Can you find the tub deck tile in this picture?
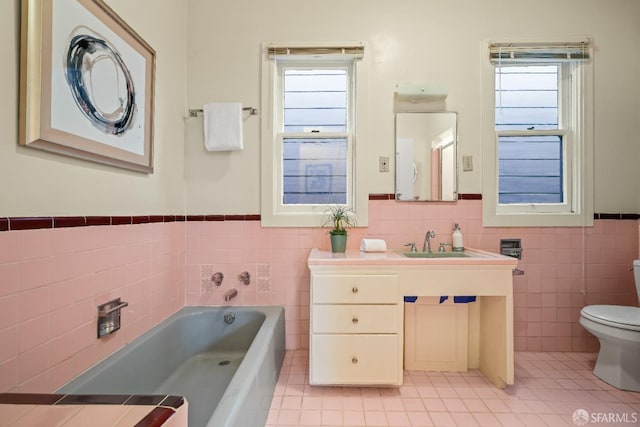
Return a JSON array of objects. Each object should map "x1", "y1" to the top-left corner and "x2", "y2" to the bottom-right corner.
[
  {"x1": 0, "y1": 393, "x2": 64, "y2": 405},
  {"x1": 125, "y1": 395, "x2": 168, "y2": 406},
  {"x1": 0, "y1": 393, "x2": 183, "y2": 427},
  {"x1": 158, "y1": 396, "x2": 185, "y2": 410},
  {"x1": 57, "y1": 394, "x2": 131, "y2": 405},
  {"x1": 134, "y1": 407, "x2": 175, "y2": 427}
]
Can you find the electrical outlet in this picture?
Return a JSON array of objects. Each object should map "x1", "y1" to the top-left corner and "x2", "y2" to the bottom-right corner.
[
  {"x1": 379, "y1": 156, "x2": 390, "y2": 172},
  {"x1": 462, "y1": 155, "x2": 473, "y2": 171}
]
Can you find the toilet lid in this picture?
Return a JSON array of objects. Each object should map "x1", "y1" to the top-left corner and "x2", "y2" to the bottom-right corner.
[{"x1": 581, "y1": 305, "x2": 640, "y2": 331}]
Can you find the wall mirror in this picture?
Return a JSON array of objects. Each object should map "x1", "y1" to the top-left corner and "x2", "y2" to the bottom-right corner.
[{"x1": 395, "y1": 112, "x2": 457, "y2": 201}]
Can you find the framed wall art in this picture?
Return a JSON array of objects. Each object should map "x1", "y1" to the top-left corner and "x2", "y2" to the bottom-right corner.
[{"x1": 19, "y1": 0, "x2": 156, "y2": 173}]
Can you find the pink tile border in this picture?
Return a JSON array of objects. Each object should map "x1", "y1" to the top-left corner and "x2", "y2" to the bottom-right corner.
[{"x1": 0, "y1": 196, "x2": 638, "y2": 396}]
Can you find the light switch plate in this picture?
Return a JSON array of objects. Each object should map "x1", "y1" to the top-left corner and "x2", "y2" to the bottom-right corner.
[
  {"x1": 379, "y1": 156, "x2": 390, "y2": 172},
  {"x1": 462, "y1": 155, "x2": 473, "y2": 171}
]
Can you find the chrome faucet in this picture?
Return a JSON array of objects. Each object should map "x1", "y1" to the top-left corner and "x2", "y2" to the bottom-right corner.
[
  {"x1": 438, "y1": 242, "x2": 452, "y2": 253},
  {"x1": 423, "y1": 230, "x2": 436, "y2": 252},
  {"x1": 224, "y1": 288, "x2": 238, "y2": 302},
  {"x1": 404, "y1": 242, "x2": 417, "y2": 252}
]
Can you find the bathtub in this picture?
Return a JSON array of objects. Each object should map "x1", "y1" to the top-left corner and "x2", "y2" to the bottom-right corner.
[{"x1": 58, "y1": 306, "x2": 285, "y2": 427}]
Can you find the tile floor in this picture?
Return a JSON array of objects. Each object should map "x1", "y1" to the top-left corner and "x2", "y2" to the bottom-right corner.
[{"x1": 267, "y1": 351, "x2": 640, "y2": 427}]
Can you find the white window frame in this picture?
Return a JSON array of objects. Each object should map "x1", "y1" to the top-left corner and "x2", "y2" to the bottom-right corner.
[
  {"x1": 260, "y1": 42, "x2": 369, "y2": 227},
  {"x1": 482, "y1": 40, "x2": 594, "y2": 227}
]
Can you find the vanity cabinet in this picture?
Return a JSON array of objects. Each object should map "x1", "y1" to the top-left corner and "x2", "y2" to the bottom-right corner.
[
  {"x1": 308, "y1": 248, "x2": 517, "y2": 389},
  {"x1": 309, "y1": 274, "x2": 403, "y2": 386}
]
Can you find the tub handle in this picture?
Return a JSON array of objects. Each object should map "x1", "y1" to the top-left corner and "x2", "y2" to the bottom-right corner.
[
  {"x1": 212, "y1": 272, "x2": 224, "y2": 286},
  {"x1": 239, "y1": 271, "x2": 251, "y2": 285},
  {"x1": 98, "y1": 300, "x2": 129, "y2": 317}
]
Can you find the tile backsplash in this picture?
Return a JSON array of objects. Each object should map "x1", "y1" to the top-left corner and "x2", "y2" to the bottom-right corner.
[
  {"x1": 0, "y1": 199, "x2": 637, "y2": 393},
  {"x1": 0, "y1": 222, "x2": 185, "y2": 393},
  {"x1": 184, "y1": 199, "x2": 638, "y2": 355}
]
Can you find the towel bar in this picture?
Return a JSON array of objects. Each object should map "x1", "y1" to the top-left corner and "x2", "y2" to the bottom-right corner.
[{"x1": 189, "y1": 107, "x2": 258, "y2": 117}]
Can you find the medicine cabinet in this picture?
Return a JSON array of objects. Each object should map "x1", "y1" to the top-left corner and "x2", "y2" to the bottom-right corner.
[{"x1": 395, "y1": 112, "x2": 457, "y2": 201}]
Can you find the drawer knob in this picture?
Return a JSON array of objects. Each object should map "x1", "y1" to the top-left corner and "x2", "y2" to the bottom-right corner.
[
  {"x1": 352, "y1": 286, "x2": 359, "y2": 294},
  {"x1": 352, "y1": 357, "x2": 358, "y2": 364},
  {"x1": 352, "y1": 317, "x2": 359, "y2": 324}
]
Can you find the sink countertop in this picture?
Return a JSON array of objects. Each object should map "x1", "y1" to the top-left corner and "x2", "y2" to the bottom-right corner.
[{"x1": 308, "y1": 247, "x2": 519, "y2": 267}]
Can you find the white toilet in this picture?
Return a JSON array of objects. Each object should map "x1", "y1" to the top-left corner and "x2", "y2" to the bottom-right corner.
[{"x1": 579, "y1": 259, "x2": 640, "y2": 392}]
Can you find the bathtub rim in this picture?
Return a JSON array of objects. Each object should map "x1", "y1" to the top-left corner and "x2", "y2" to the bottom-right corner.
[
  {"x1": 57, "y1": 305, "x2": 286, "y2": 427},
  {"x1": 205, "y1": 304, "x2": 285, "y2": 427}
]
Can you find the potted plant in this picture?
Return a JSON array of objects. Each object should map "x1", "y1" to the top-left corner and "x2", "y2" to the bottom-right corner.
[{"x1": 322, "y1": 205, "x2": 356, "y2": 253}]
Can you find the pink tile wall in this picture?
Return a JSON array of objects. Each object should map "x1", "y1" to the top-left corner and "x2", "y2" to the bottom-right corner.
[
  {"x1": 186, "y1": 199, "x2": 639, "y2": 354},
  {"x1": 0, "y1": 222, "x2": 185, "y2": 393},
  {"x1": 369, "y1": 200, "x2": 637, "y2": 352},
  {"x1": 185, "y1": 220, "x2": 324, "y2": 350},
  {"x1": 1, "y1": 199, "x2": 636, "y2": 395}
]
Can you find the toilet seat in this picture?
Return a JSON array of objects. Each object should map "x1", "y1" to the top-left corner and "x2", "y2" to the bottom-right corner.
[{"x1": 581, "y1": 305, "x2": 640, "y2": 332}]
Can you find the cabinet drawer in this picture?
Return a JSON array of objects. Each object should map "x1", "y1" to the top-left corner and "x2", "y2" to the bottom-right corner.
[
  {"x1": 310, "y1": 334, "x2": 401, "y2": 385},
  {"x1": 312, "y1": 275, "x2": 398, "y2": 304},
  {"x1": 312, "y1": 305, "x2": 399, "y2": 334}
]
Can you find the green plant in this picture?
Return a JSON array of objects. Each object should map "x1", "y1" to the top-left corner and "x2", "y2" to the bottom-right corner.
[{"x1": 322, "y1": 205, "x2": 356, "y2": 235}]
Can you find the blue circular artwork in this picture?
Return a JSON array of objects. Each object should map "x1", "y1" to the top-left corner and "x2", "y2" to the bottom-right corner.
[{"x1": 65, "y1": 34, "x2": 136, "y2": 136}]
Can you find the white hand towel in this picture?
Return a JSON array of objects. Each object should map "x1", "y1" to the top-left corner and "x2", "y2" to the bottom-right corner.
[
  {"x1": 203, "y1": 102, "x2": 243, "y2": 151},
  {"x1": 360, "y1": 239, "x2": 387, "y2": 252}
]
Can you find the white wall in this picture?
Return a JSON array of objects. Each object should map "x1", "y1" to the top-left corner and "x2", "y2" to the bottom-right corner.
[
  {"x1": 185, "y1": 0, "x2": 640, "y2": 215},
  {"x1": 2, "y1": 1, "x2": 638, "y2": 217},
  {"x1": 0, "y1": 0, "x2": 187, "y2": 217}
]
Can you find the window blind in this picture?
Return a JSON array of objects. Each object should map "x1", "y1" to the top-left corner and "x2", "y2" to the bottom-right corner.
[
  {"x1": 494, "y1": 64, "x2": 565, "y2": 204},
  {"x1": 282, "y1": 137, "x2": 348, "y2": 205},
  {"x1": 495, "y1": 65, "x2": 559, "y2": 131},
  {"x1": 267, "y1": 44, "x2": 364, "y2": 60},
  {"x1": 283, "y1": 68, "x2": 347, "y2": 133},
  {"x1": 489, "y1": 41, "x2": 590, "y2": 64}
]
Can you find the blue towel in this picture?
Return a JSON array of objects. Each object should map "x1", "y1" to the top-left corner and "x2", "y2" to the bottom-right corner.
[
  {"x1": 406, "y1": 296, "x2": 476, "y2": 304},
  {"x1": 440, "y1": 296, "x2": 476, "y2": 304}
]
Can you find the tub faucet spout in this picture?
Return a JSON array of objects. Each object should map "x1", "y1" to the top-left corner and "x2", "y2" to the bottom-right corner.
[{"x1": 224, "y1": 288, "x2": 238, "y2": 302}]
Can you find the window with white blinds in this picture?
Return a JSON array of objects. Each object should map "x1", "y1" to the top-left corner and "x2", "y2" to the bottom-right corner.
[
  {"x1": 260, "y1": 42, "x2": 367, "y2": 227},
  {"x1": 283, "y1": 69, "x2": 347, "y2": 133},
  {"x1": 495, "y1": 65, "x2": 564, "y2": 204},
  {"x1": 482, "y1": 40, "x2": 594, "y2": 227},
  {"x1": 282, "y1": 68, "x2": 349, "y2": 205}
]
